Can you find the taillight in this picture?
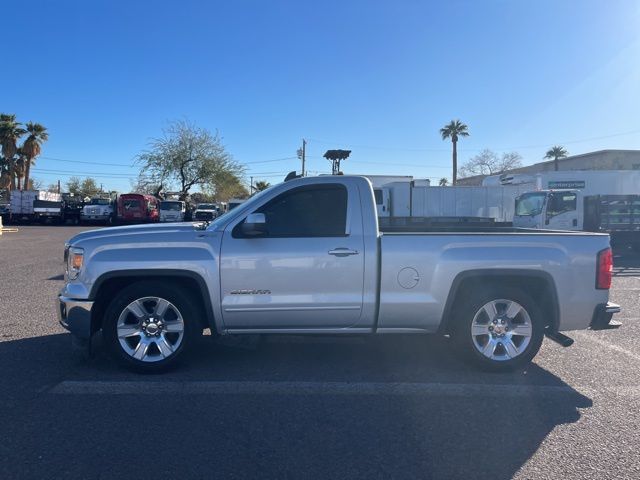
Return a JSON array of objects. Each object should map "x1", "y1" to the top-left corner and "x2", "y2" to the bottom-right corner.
[{"x1": 596, "y1": 248, "x2": 613, "y2": 290}]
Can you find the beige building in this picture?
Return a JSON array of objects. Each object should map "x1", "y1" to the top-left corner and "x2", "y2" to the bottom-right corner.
[{"x1": 457, "y1": 149, "x2": 640, "y2": 186}]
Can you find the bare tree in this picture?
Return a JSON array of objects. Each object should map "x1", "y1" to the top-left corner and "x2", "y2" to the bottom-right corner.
[
  {"x1": 438, "y1": 178, "x2": 449, "y2": 186},
  {"x1": 458, "y1": 149, "x2": 522, "y2": 178}
]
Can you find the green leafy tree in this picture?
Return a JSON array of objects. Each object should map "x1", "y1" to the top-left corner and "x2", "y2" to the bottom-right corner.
[
  {"x1": 20, "y1": 122, "x2": 48, "y2": 190},
  {"x1": 189, "y1": 192, "x2": 216, "y2": 204},
  {"x1": 207, "y1": 170, "x2": 249, "y2": 202},
  {"x1": 544, "y1": 146, "x2": 568, "y2": 171},
  {"x1": 66, "y1": 176, "x2": 99, "y2": 198},
  {"x1": 137, "y1": 120, "x2": 246, "y2": 201},
  {"x1": 440, "y1": 119, "x2": 469, "y2": 185}
]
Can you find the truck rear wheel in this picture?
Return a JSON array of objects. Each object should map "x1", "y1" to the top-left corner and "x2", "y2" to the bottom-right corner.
[
  {"x1": 102, "y1": 281, "x2": 199, "y2": 373},
  {"x1": 452, "y1": 287, "x2": 544, "y2": 372}
]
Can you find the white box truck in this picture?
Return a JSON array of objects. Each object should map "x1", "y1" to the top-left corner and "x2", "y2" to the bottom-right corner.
[{"x1": 10, "y1": 190, "x2": 63, "y2": 222}]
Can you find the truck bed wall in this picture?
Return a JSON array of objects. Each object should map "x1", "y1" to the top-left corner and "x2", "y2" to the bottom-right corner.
[{"x1": 377, "y1": 232, "x2": 610, "y2": 333}]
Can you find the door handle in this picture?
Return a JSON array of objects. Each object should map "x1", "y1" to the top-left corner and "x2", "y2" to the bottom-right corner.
[{"x1": 328, "y1": 248, "x2": 359, "y2": 257}]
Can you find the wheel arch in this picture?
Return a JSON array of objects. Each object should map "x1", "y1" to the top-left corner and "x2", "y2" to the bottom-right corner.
[
  {"x1": 438, "y1": 269, "x2": 559, "y2": 335},
  {"x1": 89, "y1": 269, "x2": 216, "y2": 334}
]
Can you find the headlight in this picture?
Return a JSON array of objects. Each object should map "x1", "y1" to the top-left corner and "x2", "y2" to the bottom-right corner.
[{"x1": 66, "y1": 247, "x2": 84, "y2": 280}]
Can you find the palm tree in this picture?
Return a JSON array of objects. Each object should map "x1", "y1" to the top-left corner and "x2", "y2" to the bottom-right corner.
[
  {"x1": 544, "y1": 146, "x2": 568, "y2": 171},
  {"x1": 0, "y1": 114, "x2": 26, "y2": 190},
  {"x1": 14, "y1": 150, "x2": 25, "y2": 190},
  {"x1": 440, "y1": 119, "x2": 469, "y2": 185},
  {"x1": 254, "y1": 180, "x2": 270, "y2": 192},
  {"x1": 21, "y1": 122, "x2": 48, "y2": 190},
  {"x1": 438, "y1": 177, "x2": 448, "y2": 186}
]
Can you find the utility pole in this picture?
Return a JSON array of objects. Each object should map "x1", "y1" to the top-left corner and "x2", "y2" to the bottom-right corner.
[
  {"x1": 302, "y1": 139, "x2": 306, "y2": 177},
  {"x1": 297, "y1": 139, "x2": 307, "y2": 176},
  {"x1": 57, "y1": 180, "x2": 61, "y2": 194},
  {"x1": 250, "y1": 176, "x2": 254, "y2": 193}
]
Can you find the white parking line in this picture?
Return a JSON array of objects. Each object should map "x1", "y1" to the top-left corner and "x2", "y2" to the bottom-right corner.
[
  {"x1": 574, "y1": 331, "x2": 640, "y2": 363},
  {"x1": 47, "y1": 380, "x2": 635, "y2": 397}
]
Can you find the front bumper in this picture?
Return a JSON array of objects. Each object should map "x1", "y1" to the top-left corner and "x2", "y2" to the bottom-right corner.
[
  {"x1": 80, "y1": 214, "x2": 111, "y2": 222},
  {"x1": 590, "y1": 302, "x2": 622, "y2": 330},
  {"x1": 58, "y1": 295, "x2": 94, "y2": 339}
]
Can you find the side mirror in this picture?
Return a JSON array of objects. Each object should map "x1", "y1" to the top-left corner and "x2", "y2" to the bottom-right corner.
[{"x1": 241, "y1": 213, "x2": 267, "y2": 237}]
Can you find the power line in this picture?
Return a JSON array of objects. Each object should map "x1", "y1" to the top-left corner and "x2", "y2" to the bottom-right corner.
[
  {"x1": 244, "y1": 156, "x2": 298, "y2": 164},
  {"x1": 307, "y1": 128, "x2": 640, "y2": 153},
  {"x1": 39, "y1": 155, "x2": 298, "y2": 167},
  {"x1": 40, "y1": 156, "x2": 136, "y2": 167},
  {"x1": 33, "y1": 167, "x2": 142, "y2": 177}
]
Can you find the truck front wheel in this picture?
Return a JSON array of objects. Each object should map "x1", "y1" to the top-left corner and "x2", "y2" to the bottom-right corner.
[
  {"x1": 102, "y1": 281, "x2": 199, "y2": 373},
  {"x1": 452, "y1": 287, "x2": 544, "y2": 372}
]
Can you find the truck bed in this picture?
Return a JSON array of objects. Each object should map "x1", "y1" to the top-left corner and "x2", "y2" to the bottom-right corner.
[{"x1": 377, "y1": 230, "x2": 610, "y2": 334}]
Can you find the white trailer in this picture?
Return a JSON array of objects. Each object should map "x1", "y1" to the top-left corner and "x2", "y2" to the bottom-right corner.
[{"x1": 374, "y1": 182, "x2": 531, "y2": 222}]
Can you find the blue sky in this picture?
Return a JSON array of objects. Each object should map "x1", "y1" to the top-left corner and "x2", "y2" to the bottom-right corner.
[{"x1": 2, "y1": 0, "x2": 640, "y2": 191}]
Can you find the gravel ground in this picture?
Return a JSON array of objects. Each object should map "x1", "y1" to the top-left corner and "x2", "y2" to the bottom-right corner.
[{"x1": 0, "y1": 225, "x2": 639, "y2": 479}]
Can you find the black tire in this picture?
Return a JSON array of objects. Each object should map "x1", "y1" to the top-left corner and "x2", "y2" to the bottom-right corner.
[
  {"x1": 102, "y1": 281, "x2": 201, "y2": 373},
  {"x1": 452, "y1": 286, "x2": 544, "y2": 372}
]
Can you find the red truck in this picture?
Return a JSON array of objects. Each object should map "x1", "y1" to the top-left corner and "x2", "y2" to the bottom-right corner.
[{"x1": 117, "y1": 193, "x2": 160, "y2": 224}]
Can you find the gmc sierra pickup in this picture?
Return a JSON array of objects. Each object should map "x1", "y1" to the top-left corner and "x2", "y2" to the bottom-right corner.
[{"x1": 58, "y1": 175, "x2": 620, "y2": 372}]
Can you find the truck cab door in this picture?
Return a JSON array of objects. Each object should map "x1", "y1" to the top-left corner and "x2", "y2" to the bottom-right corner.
[
  {"x1": 546, "y1": 191, "x2": 580, "y2": 230},
  {"x1": 219, "y1": 182, "x2": 366, "y2": 330}
]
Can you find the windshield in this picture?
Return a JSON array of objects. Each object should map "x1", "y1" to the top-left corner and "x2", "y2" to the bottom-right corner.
[
  {"x1": 123, "y1": 199, "x2": 141, "y2": 210},
  {"x1": 207, "y1": 186, "x2": 274, "y2": 228},
  {"x1": 197, "y1": 204, "x2": 216, "y2": 210},
  {"x1": 89, "y1": 198, "x2": 110, "y2": 205},
  {"x1": 515, "y1": 192, "x2": 547, "y2": 216},
  {"x1": 160, "y1": 201, "x2": 183, "y2": 211}
]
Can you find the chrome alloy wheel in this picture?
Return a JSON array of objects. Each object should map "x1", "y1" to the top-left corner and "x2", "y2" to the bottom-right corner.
[
  {"x1": 470, "y1": 299, "x2": 533, "y2": 361},
  {"x1": 116, "y1": 297, "x2": 185, "y2": 363}
]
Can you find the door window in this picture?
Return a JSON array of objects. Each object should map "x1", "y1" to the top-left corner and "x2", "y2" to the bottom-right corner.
[
  {"x1": 236, "y1": 184, "x2": 348, "y2": 237},
  {"x1": 548, "y1": 192, "x2": 577, "y2": 216}
]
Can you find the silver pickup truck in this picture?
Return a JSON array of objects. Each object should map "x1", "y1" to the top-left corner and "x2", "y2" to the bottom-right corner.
[{"x1": 58, "y1": 175, "x2": 620, "y2": 372}]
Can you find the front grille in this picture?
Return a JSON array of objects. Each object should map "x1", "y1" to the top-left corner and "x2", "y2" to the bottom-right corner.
[{"x1": 195, "y1": 211, "x2": 214, "y2": 221}]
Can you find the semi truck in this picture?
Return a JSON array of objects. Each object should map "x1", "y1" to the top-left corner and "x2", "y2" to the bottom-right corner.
[
  {"x1": 117, "y1": 193, "x2": 160, "y2": 224},
  {"x1": 159, "y1": 200, "x2": 187, "y2": 222},
  {"x1": 80, "y1": 197, "x2": 115, "y2": 225}
]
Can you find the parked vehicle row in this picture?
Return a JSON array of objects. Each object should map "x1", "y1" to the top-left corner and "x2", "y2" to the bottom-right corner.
[{"x1": 4, "y1": 190, "x2": 239, "y2": 226}]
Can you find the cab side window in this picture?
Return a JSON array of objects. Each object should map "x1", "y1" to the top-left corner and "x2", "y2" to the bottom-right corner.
[
  {"x1": 253, "y1": 184, "x2": 348, "y2": 237},
  {"x1": 548, "y1": 192, "x2": 577, "y2": 216}
]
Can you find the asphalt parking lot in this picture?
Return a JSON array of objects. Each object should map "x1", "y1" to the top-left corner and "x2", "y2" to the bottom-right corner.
[{"x1": 1, "y1": 226, "x2": 639, "y2": 479}]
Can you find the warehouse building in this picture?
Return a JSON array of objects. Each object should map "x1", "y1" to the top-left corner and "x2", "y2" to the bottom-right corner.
[{"x1": 457, "y1": 149, "x2": 640, "y2": 186}]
